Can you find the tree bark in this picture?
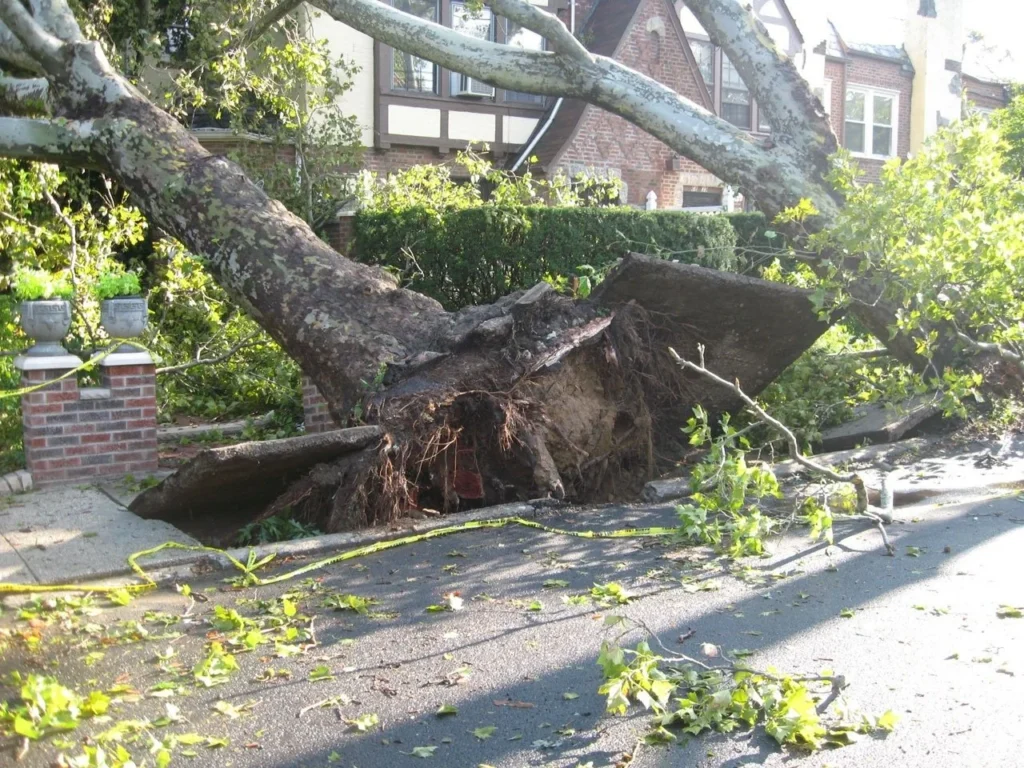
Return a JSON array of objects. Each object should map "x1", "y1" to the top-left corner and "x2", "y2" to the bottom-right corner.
[{"x1": 0, "y1": 0, "x2": 966, "y2": 531}]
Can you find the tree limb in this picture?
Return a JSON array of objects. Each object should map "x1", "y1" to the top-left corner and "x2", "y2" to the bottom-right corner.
[
  {"x1": 486, "y1": 0, "x2": 591, "y2": 61},
  {"x1": 0, "y1": 116, "x2": 103, "y2": 167},
  {"x1": 955, "y1": 330, "x2": 1024, "y2": 375},
  {"x1": 0, "y1": 0, "x2": 65, "y2": 75},
  {"x1": 0, "y1": 73, "x2": 48, "y2": 113},
  {"x1": 232, "y1": 0, "x2": 304, "y2": 53},
  {"x1": 681, "y1": 0, "x2": 837, "y2": 177},
  {"x1": 310, "y1": 0, "x2": 837, "y2": 219},
  {"x1": 669, "y1": 344, "x2": 895, "y2": 555}
]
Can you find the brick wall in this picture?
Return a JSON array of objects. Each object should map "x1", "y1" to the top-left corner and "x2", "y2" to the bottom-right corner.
[
  {"x1": 964, "y1": 77, "x2": 1009, "y2": 111},
  {"x1": 844, "y1": 55, "x2": 914, "y2": 183},
  {"x1": 19, "y1": 358, "x2": 158, "y2": 487},
  {"x1": 553, "y1": 0, "x2": 716, "y2": 208},
  {"x1": 825, "y1": 59, "x2": 847, "y2": 140},
  {"x1": 302, "y1": 376, "x2": 339, "y2": 434}
]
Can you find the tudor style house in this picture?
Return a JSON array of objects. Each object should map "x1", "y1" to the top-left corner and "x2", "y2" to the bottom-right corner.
[{"x1": 299, "y1": 0, "x2": 1007, "y2": 223}]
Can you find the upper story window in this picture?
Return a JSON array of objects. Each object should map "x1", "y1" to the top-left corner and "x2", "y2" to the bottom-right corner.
[
  {"x1": 504, "y1": 19, "x2": 545, "y2": 103},
  {"x1": 388, "y1": 0, "x2": 550, "y2": 105},
  {"x1": 689, "y1": 40, "x2": 715, "y2": 92},
  {"x1": 688, "y1": 38, "x2": 769, "y2": 134},
  {"x1": 721, "y1": 56, "x2": 751, "y2": 130},
  {"x1": 449, "y1": 2, "x2": 495, "y2": 95},
  {"x1": 844, "y1": 87, "x2": 897, "y2": 158},
  {"x1": 392, "y1": 0, "x2": 439, "y2": 93}
]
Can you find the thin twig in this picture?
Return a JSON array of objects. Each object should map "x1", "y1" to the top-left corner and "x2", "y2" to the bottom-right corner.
[{"x1": 156, "y1": 330, "x2": 262, "y2": 374}]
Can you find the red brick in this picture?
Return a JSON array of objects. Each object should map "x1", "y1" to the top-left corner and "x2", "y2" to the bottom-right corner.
[
  {"x1": 82, "y1": 433, "x2": 113, "y2": 444},
  {"x1": 28, "y1": 437, "x2": 48, "y2": 449},
  {"x1": 125, "y1": 397, "x2": 156, "y2": 408},
  {"x1": 45, "y1": 391, "x2": 79, "y2": 404},
  {"x1": 66, "y1": 444, "x2": 101, "y2": 457},
  {"x1": 141, "y1": 407, "x2": 157, "y2": 418},
  {"x1": 128, "y1": 460, "x2": 159, "y2": 472},
  {"x1": 26, "y1": 403, "x2": 65, "y2": 415}
]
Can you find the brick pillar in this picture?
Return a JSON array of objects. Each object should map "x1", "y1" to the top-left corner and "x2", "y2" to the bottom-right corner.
[
  {"x1": 302, "y1": 376, "x2": 340, "y2": 434},
  {"x1": 326, "y1": 210, "x2": 356, "y2": 255},
  {"x1": 15, "y1": 351, "x2": 158, "y2": 487},
  {"x1": 17, "y1": 354, "x2": 85, "y2": 487},
  {"x1": 98, "y1": 352, "x2": 159, "y2": 476}
]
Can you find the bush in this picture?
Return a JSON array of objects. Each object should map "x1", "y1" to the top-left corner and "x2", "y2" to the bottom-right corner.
[
  {"x1": 726, "y1": 212, "x2": 792, "y2": 275},
  {"x1": 12, "y1": 268, "x2": 73, "y2": 301},
  {"x1": 95, "y1": 271, "x2": 142, "y2": 300},
  {"x1": 353, "y1": 206, "x2": 739, "y2": 309}
]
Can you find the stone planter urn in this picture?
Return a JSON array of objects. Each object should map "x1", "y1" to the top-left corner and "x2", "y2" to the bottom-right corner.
[
  {"x1": 19, "y1": 299, "x2": 73, "y2": 356},
  {"x1": 100, "y1": 296, "x2": 149, "y2": 352}
]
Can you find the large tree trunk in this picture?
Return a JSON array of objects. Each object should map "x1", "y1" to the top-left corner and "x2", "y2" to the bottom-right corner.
[{"x1": 0, "y1": 0, "x2": 978, "y2": 533}]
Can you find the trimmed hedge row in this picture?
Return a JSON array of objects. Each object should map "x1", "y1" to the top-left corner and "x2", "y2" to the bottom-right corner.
[{"x1": 353, "y1": 206, "x2": 773, "y2": 310}]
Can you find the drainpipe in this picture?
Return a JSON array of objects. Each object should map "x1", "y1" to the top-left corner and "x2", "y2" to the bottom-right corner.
[{"x1": 509, "y1": 0, "x2": 575, "y2": 172}]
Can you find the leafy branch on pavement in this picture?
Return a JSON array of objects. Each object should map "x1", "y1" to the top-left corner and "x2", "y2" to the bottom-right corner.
[
  {"x1": 670, "y1": 345, "x2": 896, "y2": 555},
  {"x1": 597, "y1": 616, "x2": 897, "y2": 750}
]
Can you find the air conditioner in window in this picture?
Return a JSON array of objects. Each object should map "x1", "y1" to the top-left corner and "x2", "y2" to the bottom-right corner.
[{"x1": 455, "y1": 75, "x2": 495, "y2": 98}]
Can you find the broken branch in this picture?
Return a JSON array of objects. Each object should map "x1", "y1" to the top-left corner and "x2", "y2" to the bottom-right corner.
[{"x1": 669, "y1": 344, "x2": 895, "y2": 555}]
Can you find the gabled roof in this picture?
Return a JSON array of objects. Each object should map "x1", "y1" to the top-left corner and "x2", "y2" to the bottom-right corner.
[
  {"x1": 753, "y1": 0, "x2": 804, "y2": 46},
  {"x1": 511, "y1": 0, "x2": 713, "y2": 171}
]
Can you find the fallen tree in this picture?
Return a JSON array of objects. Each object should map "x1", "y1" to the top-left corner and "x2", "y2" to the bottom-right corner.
[{"x1": 0, "y1": 0, "x2": 1009, "y2": 531}]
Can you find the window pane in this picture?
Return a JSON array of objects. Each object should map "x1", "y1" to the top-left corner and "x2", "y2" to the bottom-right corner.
[
  {"x1": 844, "y1": 122, "x2": 865, "y2": 153},
  {"x1": 392, "y1": 0, "x2": 438, "y2": 92},
  {"x1": 872, "y1": 125, "x2": 893, "y2": 156},
  {"x1": 758, "y1": 112, "x2": 771, "y2": 133},
  {"x1": 690, "y1": 40, "x2": 715, "y2": 90},
  {"x1": 873, "y1": 94, "x2": 893, "y2": 125},
  {"x1": 721, "y1": 57, "x2": 750, "y2": 128},
  {"x1": 504, "y1": 20, "x2": 544, "y2": 103},
  {"x1": 845, "y1": 90, "x2": 865, "y2": 121},
  {"x1": 450, "y1": 3, "x2": 494, "y2": 96}
]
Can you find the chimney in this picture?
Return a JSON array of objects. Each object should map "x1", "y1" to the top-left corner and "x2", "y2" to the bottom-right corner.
[{"x1": 904, "y1": 0, "x2": 964, "y2": 152}]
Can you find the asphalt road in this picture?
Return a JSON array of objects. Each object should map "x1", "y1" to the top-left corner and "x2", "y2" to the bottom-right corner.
[{"x1": 3, "y1": 492, "x2": 1023, "y2": 768}]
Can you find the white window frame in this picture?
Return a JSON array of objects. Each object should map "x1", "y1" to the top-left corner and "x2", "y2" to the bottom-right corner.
[
  {"x1": 820, "y1": 78, "x2": 832, "y2": 115},
  {"x1": 844, "y1": 85, "x2": 899, "y2": 159}
]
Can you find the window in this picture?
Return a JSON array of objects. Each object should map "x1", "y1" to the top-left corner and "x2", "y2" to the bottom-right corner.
[
  {"x1": 682, "y1": 190, "x2": 723, "y2": 209},
  {"x1": 689, "y1": 40, "x2": 714, "y2": 92},
  {"x1": 392, "y1": 0, "x2": 439, "y2": 93},
  {"x1": 503, "y1": 19, "x2": 544, "y2": 103},
  {"x1": 449, "y1": 2, "x2": 494, "y2": 96},
  {"x1": 844, "y1": 87, "x2": 897, "y2": 157},
  {"x1": 757, "y1": 109, "x2": 771, "y2": 134},
  {"x1": 721, "y1": 56, "x2": 751, "y2": 130}
]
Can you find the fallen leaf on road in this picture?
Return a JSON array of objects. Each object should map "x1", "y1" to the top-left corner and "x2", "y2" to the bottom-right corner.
[{"x1": 493, "y1": 699, "x2": 534, "y2": 708}]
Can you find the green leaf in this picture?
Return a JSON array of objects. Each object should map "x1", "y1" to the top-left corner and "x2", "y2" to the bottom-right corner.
[
  {"x1": 562, "y1": 692, "x2": 579, "y2": 700},
  {"x1": 543, "y1": 579, "x2": 569, "y2": 588},
  {"x1": 409, "y1": 746, "x2": 437, "y2": 758},
  {"x1": 108, "y1": 589, "x2": 133, "y2": 606},
  {"x1": 309, "y1": 665, "x2": 334, "y2": 682},
  {"x1": 876, "y1": 710, "x2": 900, "y2": 731},
  {"x1": 839, "y1": 608, "x2": 856, "y2": 618},
  {"x1": 346, "y1": 712, "x2": 379, "y2": 732},
  {"x1": 436, "y1": 704, "x2": 458, "y2": 717},
  {"x1": 472, "y1": 726, "x2": 497, "y2": 740},
  {"x1": 997, "y1": 605, "x2": 1023, "y2": 618}
]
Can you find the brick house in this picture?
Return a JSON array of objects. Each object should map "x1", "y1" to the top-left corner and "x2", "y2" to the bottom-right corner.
[{"x1": 292, "y1": 0, "x2": 1009, "y2": 235}]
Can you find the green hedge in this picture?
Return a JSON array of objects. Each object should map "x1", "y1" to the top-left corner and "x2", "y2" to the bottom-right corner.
[
  {"x1": 727, "y1": 212, "x2": 791, "y2": 274},
  {"x1": 353, "y1": 206, "x2": 741, "y2": 309}
]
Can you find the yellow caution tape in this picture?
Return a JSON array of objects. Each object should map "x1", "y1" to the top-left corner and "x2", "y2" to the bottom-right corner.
[{"x1": 0, "y1": 516, "x2": 680, "y2": 596}]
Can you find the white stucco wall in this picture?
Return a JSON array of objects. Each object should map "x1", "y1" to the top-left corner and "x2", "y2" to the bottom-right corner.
[{"x1": 311, "y1": 8, "x2": 376, "y2": 147}]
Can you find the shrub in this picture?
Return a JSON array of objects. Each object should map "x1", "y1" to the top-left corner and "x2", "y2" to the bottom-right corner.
[
  {"x1": 12, "y1": 268, "x2": 73, "y2": 301},
  {"x1": 95, "y1": 271, "x2": 142, "y2": 300},
  {"x1": 353, "y1": 206, "x2": 739, "y2": 309}
]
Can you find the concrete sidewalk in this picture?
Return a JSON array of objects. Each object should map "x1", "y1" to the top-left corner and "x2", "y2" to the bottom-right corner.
[{"x1": 0, "y1": 480, "x2": 198, "y2": 586}]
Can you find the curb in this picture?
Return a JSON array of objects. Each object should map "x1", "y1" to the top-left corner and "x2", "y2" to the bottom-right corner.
[{"x1": 0, "y1": 469, "x2": 32, "y2": 496}]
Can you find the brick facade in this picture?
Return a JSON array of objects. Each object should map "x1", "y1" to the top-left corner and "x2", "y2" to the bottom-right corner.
[
  {"x1": 551, "y1": 0, "x2": 715, "y2": 207},
  {"x1": 302, "y1": 375, "x2": 340, "y2": 434},
  {"x1": 18, "y1": 356, "x2": 158, "y2": 487},
  {"x1": 824, "y1": 55, "x2": 915, "y2": 184},
  {"x1": 963, "y1": 75, "x2": 1009, "y2": 112}
]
